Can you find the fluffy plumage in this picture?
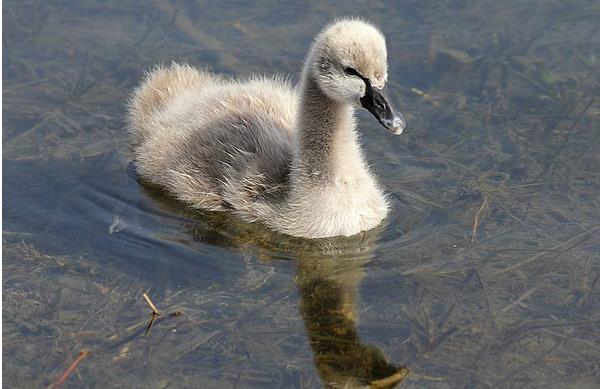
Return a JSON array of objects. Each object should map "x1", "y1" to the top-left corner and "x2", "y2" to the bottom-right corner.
[{"x1": 128, "y1": 18, "x2": 400, "y2": 238}]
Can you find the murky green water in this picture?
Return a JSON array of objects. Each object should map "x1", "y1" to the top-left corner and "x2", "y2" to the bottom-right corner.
[{"x1": 3, "y1": 1, "x2": 600, "y2": 388}]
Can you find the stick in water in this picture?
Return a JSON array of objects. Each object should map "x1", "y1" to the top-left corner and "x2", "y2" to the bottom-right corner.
[
  {"x1": 143, "y1": 293, "x2": 160, "y2": 315},
  {"x1": 51, "y1": 351, "x2": 89, "y2": 389},
  {"x1": 471, "y1": 194, "x2": 489, "y2": 243}
]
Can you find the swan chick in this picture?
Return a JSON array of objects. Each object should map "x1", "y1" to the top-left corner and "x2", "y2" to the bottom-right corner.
[{"x1": 127, "y1": 18, "x2": 406, "y2": 238}]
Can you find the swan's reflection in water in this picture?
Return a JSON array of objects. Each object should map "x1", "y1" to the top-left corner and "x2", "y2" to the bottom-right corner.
[
  {"x1": 297, "y1": 255, "x2": 408, "y2": 388},
  {"x1": 141, "y1": 184, "x2": 409, "y2": 387}
]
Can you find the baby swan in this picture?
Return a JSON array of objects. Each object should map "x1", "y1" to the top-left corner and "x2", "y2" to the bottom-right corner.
[{"x1": 127, "y1": 19, "x2": 406, "y2": 239}]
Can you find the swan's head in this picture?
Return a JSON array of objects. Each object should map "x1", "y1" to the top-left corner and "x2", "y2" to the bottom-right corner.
[{"x1": 308, "y1": 18, "x2": 406, "y2": 134}]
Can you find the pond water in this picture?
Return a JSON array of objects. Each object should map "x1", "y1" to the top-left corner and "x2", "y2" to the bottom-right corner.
[{"x1": 3, "y1": 1, "x2": 600, "y2": 388}]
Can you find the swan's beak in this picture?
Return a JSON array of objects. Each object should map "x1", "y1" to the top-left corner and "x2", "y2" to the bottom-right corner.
[{"x1": 360, "y1": 86, "x2": 406, "y2": 135}]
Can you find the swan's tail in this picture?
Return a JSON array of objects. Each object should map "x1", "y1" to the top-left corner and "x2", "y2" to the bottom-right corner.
[{"x1": 127, "y1": 62, "x2": 215, "y2": 146}]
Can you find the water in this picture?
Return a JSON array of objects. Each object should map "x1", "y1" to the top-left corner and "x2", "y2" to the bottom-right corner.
[{"x1": 3, "y1": 1, "x2": 600, "y2": 387}]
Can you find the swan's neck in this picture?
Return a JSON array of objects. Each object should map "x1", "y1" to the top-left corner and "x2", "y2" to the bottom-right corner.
[{"x1": 295, "y1": 73, "x2": 360, "y2": 179}]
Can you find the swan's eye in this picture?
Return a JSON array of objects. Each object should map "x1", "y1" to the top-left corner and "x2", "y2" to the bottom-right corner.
[
  {"x1": 344, "y1": 67, "x2": 360, "y2": 77},
  {"x1": 374, "y1": 96, "x2": 386, "y2": 111}
]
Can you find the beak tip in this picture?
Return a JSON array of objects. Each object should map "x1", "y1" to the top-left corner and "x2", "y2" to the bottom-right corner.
[{"x1": 390, "y1": 117, "x2": 406, "y2": 135}]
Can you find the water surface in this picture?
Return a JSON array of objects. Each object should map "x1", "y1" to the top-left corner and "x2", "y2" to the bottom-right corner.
[{"x1": 3, "y1": 0, "x2": 600, "y2": 388}]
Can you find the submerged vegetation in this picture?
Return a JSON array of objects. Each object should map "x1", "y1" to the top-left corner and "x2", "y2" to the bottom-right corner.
[{"x1": 3, "y1": 0, "x2": 600, "y2": 387}]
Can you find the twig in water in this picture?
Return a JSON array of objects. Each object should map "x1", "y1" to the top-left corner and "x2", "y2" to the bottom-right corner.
[
  {"x1": 51, "y1": 351, "x2": 89, "y2": 389},
  {"x1": 142, "y1": 293, "x2": 160, "y2": 315},
  {"x1": 471, "y1": 194, "x2": 489, "y2": 243},
  {"x1": 145, "y1": 313, "x2": 158, "y2": 336},
  {"x1": 500, "y1": 286, "x2": 539, "y2": 313}
]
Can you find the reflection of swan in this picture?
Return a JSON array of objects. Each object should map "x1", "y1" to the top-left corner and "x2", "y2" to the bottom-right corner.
[
  {"x1": 139, "y1": 186, "x2": 409, "y2": 387},
  {"x1": 127, "y1": 19, "x2": 405, "y2": 238},
  {"x1": 296, "y1": 256, "x2": 408, "y2": 388}
]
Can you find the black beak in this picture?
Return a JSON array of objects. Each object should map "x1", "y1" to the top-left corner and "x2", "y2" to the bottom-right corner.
[{"x1": 360, "y1": 82, "x2": 406, "y2": 134}]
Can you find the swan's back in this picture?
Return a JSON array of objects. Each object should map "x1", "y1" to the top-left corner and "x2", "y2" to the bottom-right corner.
[{"x1": 128, "y1": 63, "x2": 298, "y2": 215}]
